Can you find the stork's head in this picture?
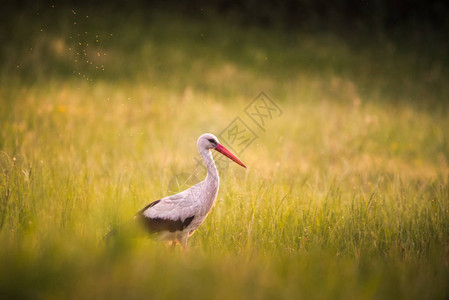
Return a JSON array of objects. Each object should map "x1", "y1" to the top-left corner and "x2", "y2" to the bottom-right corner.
[{"x1": 197, "y1": 133, "x2": 247, "y2": 168}]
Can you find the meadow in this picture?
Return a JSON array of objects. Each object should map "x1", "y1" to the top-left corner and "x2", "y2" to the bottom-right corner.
[{"x1": 1, "y1": 6, "x2": 449, "y2": 299}]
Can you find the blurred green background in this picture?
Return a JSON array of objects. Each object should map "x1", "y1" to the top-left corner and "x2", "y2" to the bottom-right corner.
[{"x1": 1, "y1": 1, "x2": 448, "y2": 299}]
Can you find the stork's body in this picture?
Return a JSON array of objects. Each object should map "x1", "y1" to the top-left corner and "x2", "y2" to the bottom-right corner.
[{"x1": 135, "y1": 133, "x2": 246, "y2": 248}]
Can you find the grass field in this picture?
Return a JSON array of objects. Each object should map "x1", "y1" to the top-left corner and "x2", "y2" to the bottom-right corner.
[{"x1": 1, "y1": 7, "x2": 449, "y2": 299}]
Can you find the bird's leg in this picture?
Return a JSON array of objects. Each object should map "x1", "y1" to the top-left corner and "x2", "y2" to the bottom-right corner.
[{"x1": 181, "y1": 232, "x2": 189, "y2": 251}]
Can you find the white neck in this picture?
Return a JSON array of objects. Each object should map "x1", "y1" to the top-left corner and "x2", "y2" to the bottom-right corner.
[{"x1": 199, "y1": 149, "x2": 219, "y2": 183}]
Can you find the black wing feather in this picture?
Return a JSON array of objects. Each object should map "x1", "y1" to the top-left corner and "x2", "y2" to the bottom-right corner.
[
  {"x1": 136, "y1": 199, "x2": 161, "y2": 215},
  {"x1": 136, "y1": 200, "x2": 195, "y2": 233},
  {"x1": 139, "y1": 215, "x2": 194, "y2": 233}
]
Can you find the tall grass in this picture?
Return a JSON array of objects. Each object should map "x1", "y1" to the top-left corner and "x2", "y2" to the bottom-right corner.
[{"x1": 0, "y1": 7, "x2": 448, "y2": 299}]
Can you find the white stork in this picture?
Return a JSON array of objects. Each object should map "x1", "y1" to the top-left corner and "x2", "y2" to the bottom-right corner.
[{"x1": 134, "y1": 133, "x2": 246, "y2": 248}]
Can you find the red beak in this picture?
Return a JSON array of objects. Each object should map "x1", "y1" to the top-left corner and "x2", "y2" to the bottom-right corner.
[{"x1": 215, "y1": 144, "x2": 247, "y2": 168}]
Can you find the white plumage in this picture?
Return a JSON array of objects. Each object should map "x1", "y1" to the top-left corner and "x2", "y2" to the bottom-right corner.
[{"x1": 135, "y1": 133, "x2": 246, "y2": 248}]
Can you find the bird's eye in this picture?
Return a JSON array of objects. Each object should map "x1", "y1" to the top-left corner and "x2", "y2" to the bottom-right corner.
[{"x1": 207, "y1": 139, "x2": 216, "y2": 144}]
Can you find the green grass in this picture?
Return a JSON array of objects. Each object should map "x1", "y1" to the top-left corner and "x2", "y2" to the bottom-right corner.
[{"x1": 1, "y1": 7, "x2": 449, "y2": 299}]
